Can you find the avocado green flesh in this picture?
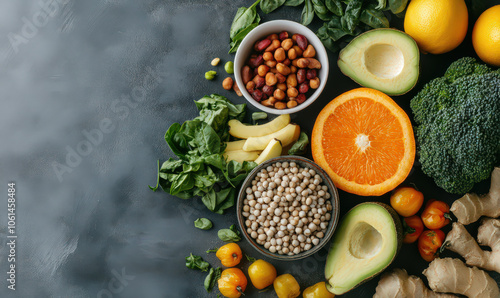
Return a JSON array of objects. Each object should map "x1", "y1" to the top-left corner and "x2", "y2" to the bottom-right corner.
[
  {"x1": 324, "y1": 203, "x2": 401, "y2": 295},
  {"x1": 338, "y1": 29, "x2": 419, "y2": 96}
]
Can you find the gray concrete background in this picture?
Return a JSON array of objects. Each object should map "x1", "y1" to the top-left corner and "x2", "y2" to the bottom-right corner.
[{"x1": 0, "y1": 0, "x2": 498, "y2": 297}]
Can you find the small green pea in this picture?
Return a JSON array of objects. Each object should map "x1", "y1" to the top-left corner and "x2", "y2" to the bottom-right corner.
[
  {"x1": 224, "y1": 61, "x2": 234, "y2": 74},
  {"x1": 205, "y1": 70, "x2": 217, "y2": 80}
]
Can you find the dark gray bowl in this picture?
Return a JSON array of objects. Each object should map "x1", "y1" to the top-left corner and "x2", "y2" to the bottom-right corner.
[{"x1": 237, "y1": 155, "x2": 340, "y2": 261}]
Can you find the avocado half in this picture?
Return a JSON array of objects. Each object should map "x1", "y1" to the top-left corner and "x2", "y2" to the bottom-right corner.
[
  {"x1": 338, "y1": 28, "x2": 419, "y2": 96},
  {"x1": 324, "y1": 202, "x2": 403, "y2": 295}
]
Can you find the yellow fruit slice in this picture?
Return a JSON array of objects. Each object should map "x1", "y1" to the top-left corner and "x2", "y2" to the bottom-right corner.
[
  {"x1": 225, "y1": 140, "x2": 246, "y2": 151},
  {"x1": 223, "y1": 150, "x2": 260, "y2": 163},
  {"x1": 312, "y1": 88, "x2": 415, "y2": 196},
  {"x1": 404, "y1": 0, "x2": 468, "y2": 54},
  {"x1": 243, "y1": 124, "x2": 300, "y2": 151},
  {"x1": 254, "y1": 139, "x2": 282, "y2": 165},
  {"x1": 228, "y1": 114, "x2": 290, "y2": 139},
  {"x1": 473, "y1": 5, "x2": 500, "y2": 66}
]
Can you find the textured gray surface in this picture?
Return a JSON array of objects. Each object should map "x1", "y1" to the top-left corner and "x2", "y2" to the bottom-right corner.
[{"x1": 0, "y1": 0, "x2": 498, "y2": 297}]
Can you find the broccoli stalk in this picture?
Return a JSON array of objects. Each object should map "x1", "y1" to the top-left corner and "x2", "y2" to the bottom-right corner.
[{"x1": 410, "y1": 57, "x2": 500, "y2": 194}]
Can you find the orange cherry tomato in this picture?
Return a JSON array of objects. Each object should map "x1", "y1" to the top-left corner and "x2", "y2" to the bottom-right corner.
[
  {"x1": 421, "y1": 200, "x2": 451, "y2": 229},
  {"x1": 216, "y1": 243, "x2": 243, "y2": 267},
  {"x1": 218, "y1": 268, "x2": 248, "y2": 298},
  {"x1": 418, "y1": 229, "x2": 445, "y2": 262},
  {"x1": 403, "y1": 215, "x2": 424, "y2": 244},
  {"x1": 248, "y1": 259, "x2": 277, "y2": 289},
  {"x1": 390, "y1": 187, "x2": 424, "y2": 217}
]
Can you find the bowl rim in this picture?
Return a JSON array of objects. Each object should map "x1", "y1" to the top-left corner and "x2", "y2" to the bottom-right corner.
[
  {"x1": 236, "y1": 155, "x2": 340, "y2": 261},
  {"x1": 234, "y1": 20, "x2": 329, "y2": 115}
]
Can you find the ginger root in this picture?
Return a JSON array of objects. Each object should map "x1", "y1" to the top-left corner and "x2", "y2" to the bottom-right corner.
[
  {"x1": 374, "y1": 268, "x2": 456, "y2": 298},
  {"x1": 445, "y1": 219, "x2": 500, "y2": 273},
  {"x1": 423, "y1": 258, "x2": 500, "y2": 298},
  {"x1": 451, "y1": 167, "x2": 500, "y2": 225}
]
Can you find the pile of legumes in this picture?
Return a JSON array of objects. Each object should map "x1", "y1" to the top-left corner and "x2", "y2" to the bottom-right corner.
[
  {"x1": 241, "y1": 31, "x2": 322, "y2": 110},
  {"x1": 241, "y1": 161, "x2": 333, "y2": 256}
]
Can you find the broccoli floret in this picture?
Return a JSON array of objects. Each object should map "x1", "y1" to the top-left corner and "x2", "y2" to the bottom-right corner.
[{"x1": 411, "y1": 57, "x2": 500, "y2": 194}]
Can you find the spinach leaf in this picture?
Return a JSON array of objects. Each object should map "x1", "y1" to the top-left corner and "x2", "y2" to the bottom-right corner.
[
  {"x1": 360, "y1": 5, "x2": 389, "y2": 28},
  {"x1": 387, "y1": 0, "x2": 408, "y2": 14},
  {"x1": 229, "y1": 1, "x2": 261, "y2": 40},
  {"x1": 284, "y1": 0, "x2": 305, "y2": 6},
  {"x1": 301, "y1": 0, "x2": 315, "y2": 25},
  {"x1": 316, "y1": 10, "x2": 333, "y2": 21},
  {"x1": 218, "y1": 225, "x2": 242, "y2": 242},
  {"x1": 374, "y1": 0, "x2": 386, "y2": 10},
  {"x1": 325, "y1": 0, "x2": 344, "y2": 16},
  {"x1": 341, "y1": 0, "x2": 363, "y2": 33},
  {"x1": 288, "y1": 132, "x2": 310, "y2": 155},
  {"x1": 232, "y1": 23, "x2": 259, "y2": 43},
  {"x1": 204, "y1": 267, "x2": 222, "y2": 292},
  {"x1": 201, "y1": 190, "x2": 217, "y2": 211},
  {"x1": 185, "y1": 254, "x2": 210, "y2": 272},
  {"x1": 226, "y1": 160, "x2": 258, "y2": 186},
  {"x1": 228, "y1": 40, "x2": 242, "y2": 54},
  {"x1": 260, "y1": 0, "x2": 286, "y2": 14},
  {"x1": 312, "y1": 0, "x2": 328, "y2": 15},
  {"x1": 194, "y1": 218, "x2": 213, "y2": 230}
]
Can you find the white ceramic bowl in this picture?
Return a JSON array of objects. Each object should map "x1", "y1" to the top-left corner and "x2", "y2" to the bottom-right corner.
[{"x1": 234, "y1": 20, "x2": 329, "y2": 115}]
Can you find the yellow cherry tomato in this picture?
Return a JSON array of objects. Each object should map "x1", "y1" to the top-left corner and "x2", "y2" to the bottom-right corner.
[
  {"x1": 216, "y1": 243, "x2": 243, "y2": 267},
  {"x1": 274, "y1": 274, "x2": 300, "y2": 298},
  {"x1": 218, "y1": 268, "x2": 247, "y2": 298},
  {"x1": 390, "y1": 187, "x2": 424, "y2": 217},
  {"x1": 303, "y1": 282, "x2": 335, "y2": 298},
  {"x1": 248, "y1": 259, "x2": 277, "y2": 289}
]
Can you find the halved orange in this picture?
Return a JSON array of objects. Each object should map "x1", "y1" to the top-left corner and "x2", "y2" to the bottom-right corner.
[{"x1": 312, "y1": 88, "x2": 415, "y2": 196}]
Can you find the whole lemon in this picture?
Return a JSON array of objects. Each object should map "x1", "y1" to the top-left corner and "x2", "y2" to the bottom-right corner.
[
  {"x1": 473, "y1": 5, "x2": 500, "y2": 66},
  {"x1": 404, "y1": 0, "x2": 468, "y2": 54}
]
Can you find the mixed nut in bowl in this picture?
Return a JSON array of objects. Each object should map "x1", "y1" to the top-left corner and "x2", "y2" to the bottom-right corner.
[
  {"x1": 236, "y1": 156, "x2": 340, "y2": 260},
  {"x1": 234, "y1": 20, "x2": 329, "y2": 114}
]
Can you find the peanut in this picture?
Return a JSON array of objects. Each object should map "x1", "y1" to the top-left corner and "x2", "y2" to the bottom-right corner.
[
  {"x1": 296, "y1": 58, "x2": 310, "y2": 68},
  {"x1": 248, "y1": 55, "x2": 264, "y2": 68},
  {"x1": 287, "y1": 87, "x2": 299, "y2": 98},
  {"x1": 251, "y1": 89, "x2": 263, "y2": 101},
  {"x1": 295, "y1": 34, "x2": 308, "y2": 50},
  {"x1": 275, "y1": 73, "x2": 286, "y2": 84},
  {"x1": 261, "y1": 99, "x2": 274, "y2": 107},
  {"x1": 246, "y1": 81, "x2": 256, "y2": 91},
  {"x1": 253, "y1": 75, "x2": 265, "y2": 88},
  {"x1": 306, "y1": 58, "x2": 321, "y2": 69},
  {"x1": 287, "y1": 100, "x2": 298, "y2": 109},
  {"x1": 222, "y1": 77, "x2": 233, "y2": 90},
  {"x1": 281, "y1": 39, "x2": 294, "y2": 51},
  {"x1": 279, "y1": 31, "x2": 289, "y2": 40},
  {"x1": 290, "y1": 66, "x2": 297, "y2": 73},
  {"x1": 265, "y1": 39, "x2": 281, "y2": 52},
  {"x1": 233, "y1": 83, "x2": 243, "y2": 97},
  {"x1": 296, "y1": 94, "x2": 306, "y2": 104},
  {"x1": 273, "y1": 89, "x2": 285, "y2": 100},
  {"x1": 286, "y1": 73, "x2": 297, "y2": 87},
  {"x1": 297, "y1": 69, "x2": 306, "y2": 84},
  {"x1": 288, "y1": 48, "x2": 297, "y2": 60},
  {"x1": 310, "y1": 77, "x2": 320, "y2": 89},
  {"x1": 276, "y1": 63, "x2": 291, "y2": 76},
  {"x1": 274, "y1": 48, "x2": 286, "y2": 62},
  {"x1": 277, "y1": 83, "x2": 287, "y2": 91},
  {"x1": 306, "y1": 69, "x2": 317, "y2": 80},
  {"x1": 211, "y1": 58, "x2": 220, "y2": 66},
  {"x1": 303, "y1": 44, "x2": 316, "y2": 58},
  {"x1": 263, "y1": 52, "x2": 274, "y2": 61},
  {"x1": 262, "y1": 85, "x2": 275, "y2": 96},
  {"x1": 265, "y1": 60, "x2": 277, "y2": 68},
  {"x1": 293, "y1": 45, "x2": 303, "y2": 56},
  {"x1": 283, "y1": 58, "x2": 291, "y2": 66},
  {"x1": 274, "y1": 102, "x2": 287, "y2": 109},
  {"x1": 267, "y1": 96, "x2": 277, "y2": 105},
  {"x1": 255, "y1": 39, "x2": 271, "y2": 52},
  {"x1": 265, "y1": 72, "x2": 278, "y2": 86},
  {"x1": 298, "y1": 82, "x2": 309, "y2": 93},
  {"x1": 258, "y1": 65, "x2": 270, "y2": 77},
  {"x1": 266, "y1": 33, "x2": 279, "y2": 41}
]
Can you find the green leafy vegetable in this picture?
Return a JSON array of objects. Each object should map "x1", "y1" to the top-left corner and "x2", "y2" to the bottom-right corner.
[
  {"x1": 288, "y1": 132, "x2": 309, "y2": 155},
  {"x1": 245, "y1": 254, "x2": 257, "y2": 262},
  {"x1": 206, "y1": 248, "x2": 218, "y2": 253},
  {"x1": 186, "y1": 253, "x2": 210, "y2": 272},
  {"x1": 151, "y1": 94, "x2": 256, "y2": 213},
  {"x1": 260, "y1": 0, "x2": 286, "y2": 13},
  {"x1": 341, "y1": 0, "x2": 363, "y2": 33},
  {"x1": 204, "y1": 267, "x2": 222, "y2": 292},
  {"x1": 325, "y1": 0, "x2": 343, "y2": 16},
  {"x1": 387, "y1": 0, "x2": 408, "y2": 14},
  {"x1": 301, "y1": 0, "x2": 315, "y2": 25},
  {"x1": 229, "y1": 0, "x2": 261, "y2": 54},
  {"x1": 285, "y1": 0, "x2": 305, "y2": 6},
  {"x1": 218, "y1": 225, "x2": 242, "y2": 242},
  {"x1": 359, "y1": 5, "x2": 389, "y2": 28},
  {"x1": 194, "y1": 218, "x2": 213, "y2": 230}
]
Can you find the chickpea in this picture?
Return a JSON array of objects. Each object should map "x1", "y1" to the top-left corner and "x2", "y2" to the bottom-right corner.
[
  {"x1": 277, "y1": 83, "x2": 287, "y2": 91},
  {"x1": 266, "y1": 60, "x2": 277, "y2": 68},
  {"x1": 310, "y1": 77, "x2": 320, "y2": 89},
  {"x1": 288, "y1": 48, "x2": 297, "y2": 60},
  {"x1": 274, "y1": 101, "x2": 287, "y2": 109},
  {"x1": 258, "y1": 65, "x2": 270, "y2": 77},
  {"x1": 281, "y1": 38, "x2": 294, "y2": 51},
  {"x1": 222, "y1": 77, "x2": 233, "y2": 90},
  {"x1": 276, "y1": 63, "x2": 291, "y2": 76},
  {"x1": 246, "y1": 81, "x2": 256, "y2": 91},
  {"x1": 286, "y1": 74, "x2": 298, "y2": 88},
  {"x1": 287, "y1": 87, "x2": 299, "y2": 98},
  {"x1": 263, "y1": 52, "x2": 274, "y2": 61},
  {"x1": 273, "y1": 89, "x2": 286, "y2": 100},
  {"x1": 265, "y1": 72, "x2": 278, "y2": 86},
  {"x1": 287, "y1": 100, "x2": 298, "y2": 109}
]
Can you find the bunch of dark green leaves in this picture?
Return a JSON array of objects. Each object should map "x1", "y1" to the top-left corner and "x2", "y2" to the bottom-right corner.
[
  {"x1": 229, "y1": 0, "x2": 262, "y2": 53},
  {"x1": 150, "y1": 94, "x2": 257, "y2": 214},
  {"x1": 231, "y1": 0, "x2": 409, "y2": 54}
]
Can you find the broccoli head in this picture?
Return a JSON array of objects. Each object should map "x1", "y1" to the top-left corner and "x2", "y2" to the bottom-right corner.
[{"x1": 410, "y1": 57, "x2": 500, "y2": 194}]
